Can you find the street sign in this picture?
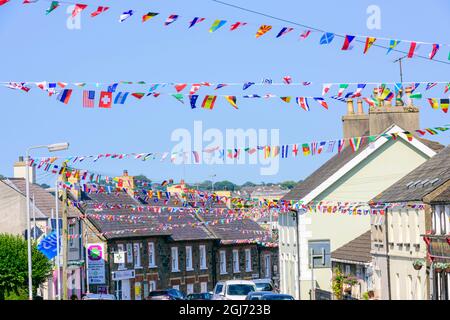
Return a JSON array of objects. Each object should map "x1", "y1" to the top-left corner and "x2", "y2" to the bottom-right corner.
[
  {"x1": 114, "y1": 252, "x2": 125, "y2": 264},
  {"x1": 87, "y1": 243, "x2": 106, "y2": 284}
]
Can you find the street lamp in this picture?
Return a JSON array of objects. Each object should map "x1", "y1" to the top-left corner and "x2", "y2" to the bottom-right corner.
[
  {"x1": 209, "y1": 174, "x2": 217, "y2": 192},
  {"x1": 25, "y1": 142, "x2": 69, "y2": 300}
]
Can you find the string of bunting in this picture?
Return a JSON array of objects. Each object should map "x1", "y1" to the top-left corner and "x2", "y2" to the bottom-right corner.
[{"x1": 3, "y1": 0, "x2": 450, "y2": 61}]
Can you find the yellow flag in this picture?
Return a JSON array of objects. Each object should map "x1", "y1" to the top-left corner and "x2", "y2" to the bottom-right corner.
[{"x1": 364, "y1": 37, "x2": 376, "y2": 54}]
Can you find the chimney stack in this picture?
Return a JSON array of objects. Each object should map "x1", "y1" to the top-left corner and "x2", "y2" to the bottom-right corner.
[
  {"x1": 13, "y1": 156, "x2": 36, "y2": 184},
  {"x1": 117, "y1": 169, "x2": 135, "y2": 197},
  {"x1": 356, "y1": 99, "x2": 364, "y2": 115},
  {"x1": 341, "y1": 99, "x2": 369, "y2": 139}
]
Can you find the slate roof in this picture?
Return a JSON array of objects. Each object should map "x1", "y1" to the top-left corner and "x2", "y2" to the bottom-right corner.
[
  {"x1": 373, "y1": 145, "x2": 450, "y2": 203},
  {"x1": 331, "y1": 231, "x2": 371, "y2": 264},
  {"x1": 1, "y1": 178, "x2": 81, "y2": 218},
  {"x1": 282, "y1": 133, "x2": 444, "y2": 201},
  {"x1": 430, "y1": 186, "x2": 450, "y2": 203}
]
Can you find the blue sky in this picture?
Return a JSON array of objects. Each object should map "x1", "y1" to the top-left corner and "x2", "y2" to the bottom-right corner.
[{"x1": 0, "y1": 0, "x2": 449, "y2": 186}]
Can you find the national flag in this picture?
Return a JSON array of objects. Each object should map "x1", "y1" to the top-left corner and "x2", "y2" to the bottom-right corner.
[
  {"x1": 326, "y1": 140, "x2": 336, "y2": 153},
  {"x1": 283, "y1": 76, "x2": 292, "y2": 84},
  {"x1": 74, "y1": 82, "x2": 86, "y2": 87},
  {"x1": 349, "y1": 137, "x2": 362, "y2": 152},
  {"x1": 82, "y1": 90, "x2": 95, "y2": 108},
  {"x1": 385, "y1": 92, "x2": 394, "y2": 101},
  {"x1": 256, "y1": 25, "x2": 272, "y2": 38},
  {"x1": 215, "y1": 84, "x2": 227, "y2": 90},
  {"x1": 302, "y1": 82, "x2": 311, "y2": 86},
  {"x1": 296, "y1": 97, "x2": 310, "y2": 111},
  {"x1": 243, "y1": 94, "x2": 261, "y2": 98},
  {"x1": 387, "y1": 40, "x2": 400, "y2": 54},
  {"x1": 337, "y1": 84, "x2": 349, "y2": 97},
  {"x1": 440, "y1": 98, "x2": 449, "y2": 113},
  {"x1": 410, "y1": 93, "x2": 422, "y2": 99},
  {"x1": 46, "y1": 1, "x2": 59, "y2": 15},
  {"x1": 281, "y1": 145, "x2": 289, "y2": 158},
  {"x1": 172, "y1": 94, "x2": 184, "y2": 104},
  {"x1": 230, "y1": 22, "x2": 247, "y2": 31},
  {"x1": 164, "y1": 14, "x2": 179, "y2": 26},
  {"x1": 310, "y1": 142, "x2": 318, "y2": 155},
  {"x1": 188, "y1": 84, "x2": 201, "y2": 95},
  {"x1": 314, "y1": 97, "x2": 328, "y2": 109},
  {"x1": 322, "y1": 83, "x2": 332, "y2": 96},
  {"x1": 363, "y1": 97, "x2": 376, "y2": 107},
  {"x1": 192, "y1": 151, "x2": 200, "y2": 163},
  {"x1": 225, "y1": 96, "x2": 238, "y2": 109},
  {"x1": 91, "y1": 6, "x2": 109, "y2": 17},
  {"x1": 379, "y1": 87, "x2": 391, "y2": 100},
  {"x1": 407, "y1": 42, "x2": 417, "y2": 58},
  {"x1": 319, "y1": 32, "x2": 334, "y2": 45},
  {"x1": 119, "y1": 10, "x2": 134, "y2": 23},
  {"x1": 337, "y1": 139, "x2": 345, "y2": 153},
  {"x1": 47, "y1": 83, "x2": 57, "y2": 96},
  {"x1": 316, "y1": 141, "x2": 327, "y2": 154},
  {"x1": 99, "y1": 91, "x2": 112, "y2": 108},
  {"x1": 276, "y1": 27, "x2": 293, "y2": 38},
  {"x1": 189, "y1": 95, "x2": 198, "y2": 109},
  {"x1": 427, "y1": 98, "x2": 439, "y2": 110},
  {"x1": 299, "y1": 30, "x2": 311, "y2": 39},
  {"x1": 292, "y1": 144, "x2": 299, "y2": 156},
  {"x1": 341, "y1": 35, "x2": 355, "y2": 50},
  {"x1": 429, "y1": 44, "x2": 439, "y2": 60},
  {"x1": 272, "y1": 146, "x2": 280, "y2": 157},
  {"x1": 0, "y1": 0, "x2": 10, "y2": 6},
  {"x1": 280, "y1": 96, "x2": 291, "y2": 103},
  {"x1": 444, "y1": 83, "x2": 450, "y2": 94},
  {"x1": 189, "y1": 17, "x2": 205, "y2": 28},
  {"x1": 6, "y1": 82, "x2": 30, "y2": 92},
  {"x1": 57, "y1": 89, "x2": 72, "y2": 104},
  {"x1": 425, "y1": 128, "x2": 438, "y2": 135},
  {"x1": 142, "y1": 12, "x2": 158, "y2": 23},
  {"x1": 210, "y1": 20, "x2": 227, "y2": 32},
  {"x1": 131, "y1": 92, "x2": 145, "y2": 99},
  {"x1": 352, "y1": 84, "x2": 366, "y2": 97},
  {"x1": 71, "y1": 4, "x2": 87, "y2": 18},
  {"x1": 243, "y1": 82, "x2": 254, "y2": 90},
  {"x1": 57, "y1": 82, "x2": 67, "y2": 88},
  {"x1": 107, "y1": 83, "x2": 118, "y2": 92},
  {"x1": 426, "y1": 82, "x2": 437, "y2": 91},
  {"x1": 331, "y1": 95, "x2": 347, "y2": 103},
  {"x1": 410, "y1": 83, "x2": 420, "y2": 93},
  {"x1": 202, "y1": 95, "x2": 217, "y2": 109},
  {"x1": 363, "y1": 37, "x2": 376, "y2": 54},
  {"x1": 23, "y1": 0, "x2": 39, "y2": 4},
  {"x1": 302, "y1": 143, "x2": 310, "y2": 156},
  {"x1": 114, "y1": 92, "x2": 129, "y2": 104},
  {"x1": 174, "y1": 83, "x2": 187, "y2": 92},
  {"x1": 403, "y1": 131, "x2": 414, "y2": 142}
]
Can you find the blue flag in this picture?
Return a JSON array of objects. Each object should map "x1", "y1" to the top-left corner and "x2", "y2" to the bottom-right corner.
[
  {"x1": 320, "y1": 32, "x2": 335, "y2": 45},
  {"x1": 114, "y1": 92, "x2": 129, "y2": 104},
  {"x1": 107, "y1": 83, "x2": 118, "y2": 93},
  {"x1": 190, "y1": 95, "x2": 199, "y2": 109},
  {"x1": 243, "y1": 82, "x2": 255, "y2": 90},
  {"x1": 37, "y1": 231, "x2": 60, "y2": 260}
]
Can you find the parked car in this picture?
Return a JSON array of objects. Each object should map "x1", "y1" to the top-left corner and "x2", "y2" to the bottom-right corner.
[
  {"x1": 252, "y1": 279, "x2": 275, "y2": 292},
  {"x1": 82, "y1": 293, "x2": 116, "y2": 300},
  {"x1": 245, "y1": 291, "x2": 273, "y2": 300},
  {"x1": 186, "y1": 292, "x2": 213, "y2": 300},
  {"x1": 260, "y1": 293, "x2": 295, "y2": 300},
  {"x1": 212, "y1": 280, "x2": 256, "y2": 300},
  {"x1": 147, "y1": 289, "x2": 185, "y2": 300}
]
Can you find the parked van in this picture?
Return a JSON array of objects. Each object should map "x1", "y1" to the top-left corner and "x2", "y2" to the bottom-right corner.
[{"x1": 212, "y1": 280, "x2": 256, "y2": 300}]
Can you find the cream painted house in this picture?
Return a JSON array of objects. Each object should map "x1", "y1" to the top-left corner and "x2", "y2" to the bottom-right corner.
[{"x1": 372, "y1": 145, "x2": 450, "y2": 300}]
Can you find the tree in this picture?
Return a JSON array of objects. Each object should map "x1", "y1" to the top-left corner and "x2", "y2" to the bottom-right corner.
[
  {"x1": 280, "y1": 180, "x2": 298, "y2": 190},
  {"x1": 39, "y1": 183, "x2": 50, "y2": 189},
  {"x1": 241, "y1": 181, "x2": 256, "y2": 188},
  {"x1": 134, "y1": 174, "x2": 152, "y2": 184},
  {"x1": 0, "y1": 234, "x2": 52, "y2": 300}
]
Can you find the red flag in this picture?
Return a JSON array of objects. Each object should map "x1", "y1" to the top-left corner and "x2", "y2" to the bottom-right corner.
[
  {"x1": 0, "y1": 0, "x2": 10, "y2": 6},
  {"x1": 429, "y1": 44, "x2": 439, "y2": 60},
  {"x1": 72, "y1": 4, "x2": 87, "y2": 18},
  {"x1": 99, "y1": 91, "x2": 112, "y2": 108},
  {"x1": 91, "y1": 6, "x2": 109, "y2": 17},
  {"x1": 407, "y1": 42, "x2": 417, "y2": 58},
  {"x1": 230, "y1": 22, "x2": 247, "y2": 31},
  {"x1": 175, "y1": 83, "x2": 187, "y2": 92},
  {"x1": 341, "y1": 35, "x2": 355, "y2": 50}
]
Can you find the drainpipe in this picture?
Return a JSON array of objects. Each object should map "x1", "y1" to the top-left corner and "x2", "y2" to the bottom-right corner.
[{"x1": 384, "y1": 209, "x2": 392, "y2": 300}]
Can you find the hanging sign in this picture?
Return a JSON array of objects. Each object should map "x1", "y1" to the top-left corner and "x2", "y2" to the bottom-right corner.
[{"x1": 87, "y1": 243, "x2": 106, "y2": 284}]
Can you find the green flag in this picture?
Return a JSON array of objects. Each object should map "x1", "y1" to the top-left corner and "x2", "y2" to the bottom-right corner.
[
  {"x1": 46, "y1": 1, "x2": 59, "y2": 15},
  {"x1": 172, "y1": 94, "x2": 184, "y2": 104},
  {"x1": 410, "y1": 93, "x2": 422, "y2": 99}
]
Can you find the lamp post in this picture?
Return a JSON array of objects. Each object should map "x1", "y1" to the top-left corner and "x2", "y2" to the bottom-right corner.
[{"x1": 25, "y1": 142, "x2": 69, "y2": 300}]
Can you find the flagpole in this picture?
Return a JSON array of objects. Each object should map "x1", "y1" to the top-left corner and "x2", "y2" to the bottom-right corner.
[{"x1": 55, "y1": 180, "x2": 61, "y2": 300}]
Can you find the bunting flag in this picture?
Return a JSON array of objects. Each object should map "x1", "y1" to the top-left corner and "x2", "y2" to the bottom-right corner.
[
  {"x1": 352, "y1": 84, "x2": 367, "y2": 97},
  {"x1": 91, "y1": 6, "x2": 109, "y2": 17},
  {"x1": 131, "y1": 92, "x2": 145, "y2": 99},
  {"x1": 428, "y1": 98, "x2": 439, "y2": 110},
  {"x1": 142, "y1": 12, "x2": 159, "y2": 23},
  {"x1": 242, "y1": 82, "x2": 254, "y2": 90},
  {"x1": 302, "y1": 143, "x2": 310, "y2": 156},
  {"x1": 276, "y1": 27, "x2": 294, "y2": 38},
  {"x1": 326, "y1": 140, "x2": 336, "y2": 153},
  {"x1": 209, "y1": 20, "x2": 226, "y2": 32},
  {"x1": 281, "y1": 145, "x2": 289, "y2": 158},
  {"x1": 82, "y1": 90, "x2": 95, "y2": 108},
  {"x1": 164, "y1": 14, "x2": 179, "y2": 26},
  {"x1": 71, "y1": 4, "x2": 87, "y2": 18},
  {"x1": 349, "y1": 137, "x2": 362, "y2": 152},
  {"x1": 230, "y1": 22, "x2": 247, "y2": 31},
  {"x1": 426, "y1": 82, "x2": 437, "y2": 90},
  {"x1": 341, "y1": 35, "x2": 355, "y2": 50},
  {"x1": 296, "y1": 97, "x2": 310, "y2": 111},
  {"x1": 189, "y1": 17, "x2": 205, "y2": 28},
  {"x1": 407, "y1": 42, "x2": 417, "y2": 58},
  {"x1": 98, "y1": 91, "x2": 112, "y2": 108},
  {"x1": 429, "y1": 44, "x2": 439, "y2": 60},
  {"x1": 337, "y1": 139, "x2": 345, "y2": 153},
  {"x1": 119, "y1": 10, "x2": 133, "y2": 23},
  {"x1": 189, "y1": 84, "x2": 201, "y2": 95},
  {"x1": 313, "y1": 97, "x2": 328, "y2": 109},
  {"x1": 224, "y1": 96, "x2": 238, "y2": 109},
  {"x1": 410, "y1": 93, "x2": 422, "y2": 99},
  {"x1": 299, "y1": 30, "x2": 311, "y2": 39},
  {"x1": 322, "y1": 83, "x2": 332, "y2": 96},
  {"x1": 46, "y1": 1, "x2": 59, "y2": 15},
  {"x1": 57, "y1": 89, "x2": 72, "y2": 104},
  {"x1": 440, "y1": 98, "x2": 449, "y2": 113},
  {"x1": 337, "y1": 84, "x2": 349, "y2": 97},
  {"x1": 291, "y1": 144, "x2": 299, "y2": 156},
  {"x1": 379, "y1": 87, "x2": 391, "y2": 100},
  {"x1": 0, "y1": 0, "x2": 10, "y2": 5},
  {"x1": 387, "y1": 40, "x2": 400, "y2": 54},
  {"x1": 280, "y1": 96, "x2": 291, "y2": 103},
  {"x1": 201, "y1": 95, "x2": 217, "y2": 109},
  {"x1": 107, "y1": 83, "x2": 118, "y2": 93},
  {"x1": 189, "y1": 95, "x2": 198, "y2": 109},
  {"x1": 320, "y1": 32, "x2": 335, "y2": 45},
  {"x1": 331, "y1": 95, "x2": 347, "y2": 103},
  {"x1": 445, "y1": 83, "x2": 450, "y2": 94},
  {"x1": 363, "y1": 97, "x2": 375, "y2": 107},
  {"x1": 172, "y1": 93, "x2": 184, "y2": 104},
  {"x1": 114, "y1": 92, "x2": 128, "y2": 104},
  {"x1": 215, "y1": 84, "x2": 227, "y2": 90},
  {"x1": 255, "y1": 25, "x2": 272, "y2": 38},
  {"x1": 174, "y1": 83, "x2": 187, "y2": 92},
  {"x1": 363, "y1": 37, "x2": 376, "y2": 54},
  {"x1": 283, "y1": 76, "x2": 292, "y2": 84}
]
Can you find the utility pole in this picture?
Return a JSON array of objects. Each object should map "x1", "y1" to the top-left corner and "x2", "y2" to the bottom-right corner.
[{"x1": 61, "y1": 162, "x2": 69, "y2": 300}]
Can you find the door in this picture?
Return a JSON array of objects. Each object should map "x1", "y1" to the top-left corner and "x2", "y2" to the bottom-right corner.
[{"x1": 121, "y1": 279, "x2": 131, "y2": 300}]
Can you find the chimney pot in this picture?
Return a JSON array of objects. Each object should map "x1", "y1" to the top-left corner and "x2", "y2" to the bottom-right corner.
[
  {"x1": 356, "y1": 99, "x2": 364, "y2": 114},
  {"x1": 123, "y1": 170, "x2": 128, "y2": 176},
  {"x1": 19, "y1": 156, "x2": 24, "y2": 162},
  {"x1": 346, "y1": 99, "x2": 355, "y2": 115}
]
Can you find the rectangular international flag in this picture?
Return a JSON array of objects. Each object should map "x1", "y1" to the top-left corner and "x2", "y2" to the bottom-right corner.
[
  {"x1": 83, "y1": 90, "x2": 95, "y2": 108},
  {"x1": 302, "y1": 143, "x2": 310, "y2": 156},
  {"x1": 57, "y1": 89, "x2": 72, "y2": 104},
  {"x1": 202, "y1": 95, "x2": 217, "y2": 109},
  {"x1": 440, "y1": 98, "x2": 449, "y2": 113},
  {"x1": 296, "y1": 97, "x2": 310, "y2": 111},
  {"x1": 142, "y1": 12, "x2": 158, "y2": 23},
  {"x1": 114, "y1": 92, "x2": 129, "y2": 104}
]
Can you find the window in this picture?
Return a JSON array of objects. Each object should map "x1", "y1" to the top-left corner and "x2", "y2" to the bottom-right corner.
[
  {"x1": 68, "y1": 224, "x2": 75, "y2": 248},
  {"x1": 264, "y1": 254, "x2": 271, "y2": 278},
  {"x1": 187, "y1": 283, "x2": 194, "y2": 294},
  {"x1": 416, "y1": 276, "x2": 422, "y2": 300},
  {"x1": 245, "y1": 249, "x2": 252, "y2": 272},
  {"x1": 405, "y1": 210, "x2": 410, "y2": 243},
  {"x1": 200, "y1": 282, "x2": 208, "y2": 293},
  {"x1": 133, "y1": 243, "x2": 141, "y2": 268},
  {"x1": 233, "y1": 250, "x2": 240, "y2": 273},
  {"x1": 199, "y1": 245, "x2": 207, "y2": 270},
  {"x1": 398, "y1": 211, "x2": 403, "y2": 244},
  {"x1": 126, "y1": 243, "x2": 133, "y2": 264},
  {"x1": 220, "y1": 250, "x2": 227, "y2": 274},
  {"x1": 171, "y1": 247, "x2": 179, "y2": 272},
  {"x1": 148, "y1": 242, "x2": 155, "y2": 267},
  {"x1": 117, "y1": 244, "x2": 125, "y2": 270},
  {"x1": 186, "y1": 246, "x2": 193, "y2": 271},
  {"x1": 149, "y1": 281, "x2": 156, "y2": 292},
  {"x1": 345, "y1": 265, "x2": 351, "y2": 275}
]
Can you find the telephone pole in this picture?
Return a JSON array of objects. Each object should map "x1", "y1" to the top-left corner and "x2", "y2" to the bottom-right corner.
[{"x1": 61, "y1": 162, "x2": 69, "y2": 300}]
